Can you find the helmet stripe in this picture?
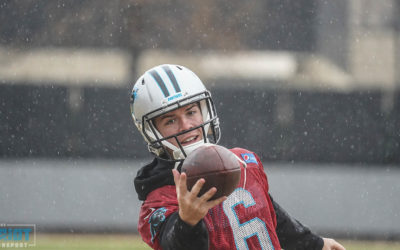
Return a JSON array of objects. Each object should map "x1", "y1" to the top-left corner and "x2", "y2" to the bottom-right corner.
[
  {"x1": 163, "y1": 65, "x2": 181, "y2": 93},
  {"x1": 149, "y1": 70, "x2": 170, "y2": 97}
]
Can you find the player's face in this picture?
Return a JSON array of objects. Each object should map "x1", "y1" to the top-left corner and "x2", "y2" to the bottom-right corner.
[{"x1": 154, "y1": 103, "x2": 204, "y2": 149}]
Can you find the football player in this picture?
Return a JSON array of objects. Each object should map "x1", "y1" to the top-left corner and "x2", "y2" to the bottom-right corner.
[{"x1": 131, "y1": 64, "x2": 345, "y2": 250}]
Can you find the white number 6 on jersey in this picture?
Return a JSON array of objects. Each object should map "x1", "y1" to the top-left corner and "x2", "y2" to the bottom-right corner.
[{"x1": 223, "y1": 188, "x2": 274, "y2": 250}]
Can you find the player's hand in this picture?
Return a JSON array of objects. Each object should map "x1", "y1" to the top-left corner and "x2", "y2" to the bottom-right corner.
[
  {"x1": 172, "y1": 169, "x2": 227, "y2": 226},
  {"x1": 322, "y1": 238, "x2": 346, "y2": 250}
]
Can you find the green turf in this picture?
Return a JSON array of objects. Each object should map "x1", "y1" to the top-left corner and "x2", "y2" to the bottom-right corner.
[
  {"x1": 340, "y1": 239, "x2": 400, "y2": 250},
  {"x1": 34, "y1": 234, "x2": 151, "y2": 250},
  {"x1": 32, "y1": 234, "x2": 400, "y2": 250}
]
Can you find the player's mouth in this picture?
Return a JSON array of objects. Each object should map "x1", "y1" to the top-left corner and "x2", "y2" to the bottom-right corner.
[{"x1": 180, "y1": 135, "x2": 200, "y2": 146}]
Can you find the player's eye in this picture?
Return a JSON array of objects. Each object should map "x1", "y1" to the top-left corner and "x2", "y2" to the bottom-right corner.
[
  {"x1": 187, "y1": 109, "x2": 197, "y2": 116},
  {"x1": 164, "y1": 119, "x2": 175, "y2": 126}
]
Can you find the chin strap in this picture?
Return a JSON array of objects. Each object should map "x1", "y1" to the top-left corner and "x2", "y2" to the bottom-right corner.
[
  {"x1": 172, "y1": 140, "x2": 207, "y2": 160},
  {"x1": 172, "y1": 141, "x2": 208, "y2": 170},
  {"x1": 146, "y1": 119, "x2": 208, "y2": 161}
]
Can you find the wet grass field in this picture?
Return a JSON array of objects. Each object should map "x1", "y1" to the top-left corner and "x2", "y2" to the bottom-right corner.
[{"x1": 31, "y1": 234, "x2": 400, "y2": 250}]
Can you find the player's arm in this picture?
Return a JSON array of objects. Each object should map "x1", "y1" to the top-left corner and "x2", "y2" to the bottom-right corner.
[
  {"x1": 157, "y1": 169, "x2": 222, "y2": 250},
  {"x1": 158, "y1": 169, "x2": 226, "y2": 250},
  {"x1": 158, "y1": 212, "x2": 209, "y2": 250},
  {"x1": 269, "y1": 194, "x2": 324, "y2": 250}
]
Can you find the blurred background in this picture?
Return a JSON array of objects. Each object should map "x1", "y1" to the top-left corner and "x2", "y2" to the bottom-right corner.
[{"x1": 1, "y1": 0, "x2": 399, "y2": 246}]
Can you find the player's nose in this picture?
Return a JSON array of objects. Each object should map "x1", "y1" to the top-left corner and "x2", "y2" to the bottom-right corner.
[{"x1": 178, "y1": 116, "x2": 193, "y2": 132}]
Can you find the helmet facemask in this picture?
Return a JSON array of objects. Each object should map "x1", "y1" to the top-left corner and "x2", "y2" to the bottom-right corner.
[{"x1": 141, "y1": 90, "x2": 220, "y2": 163}]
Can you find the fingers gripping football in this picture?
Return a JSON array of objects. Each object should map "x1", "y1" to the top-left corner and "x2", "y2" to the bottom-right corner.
[{"x1": 172, "y1": 169, "x2": 226, "y2": 226}]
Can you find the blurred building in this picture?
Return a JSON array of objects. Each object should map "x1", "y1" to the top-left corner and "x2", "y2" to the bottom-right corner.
[{"x1": 0, "y1": 0, "x2": 399, "y2": 163}]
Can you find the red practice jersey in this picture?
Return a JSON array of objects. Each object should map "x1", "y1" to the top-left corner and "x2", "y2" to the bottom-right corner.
[{"x1": 138, "y1": 147, "x2": 281, "y2": 250}]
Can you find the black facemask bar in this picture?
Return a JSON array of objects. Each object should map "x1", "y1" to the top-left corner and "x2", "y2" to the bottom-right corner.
[
  {"x1": 150, "y1": 119, "x2": 217, "y2": 162},
  {"x1": 141, "y1": 90, "x2": 220, "y2": 162}
]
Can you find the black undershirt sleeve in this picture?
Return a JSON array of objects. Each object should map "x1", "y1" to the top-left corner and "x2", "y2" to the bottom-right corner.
[
  {"x1": 270, "y1": 194, "x2": 324, "y2": 250},
  {"x1": 159, "y1": 212, "x2": 209, "y2": 250}
]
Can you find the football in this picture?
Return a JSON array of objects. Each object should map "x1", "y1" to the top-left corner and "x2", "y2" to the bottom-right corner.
[{"x1": 181, "y1": 144, "x2": 241, "y2": 200}]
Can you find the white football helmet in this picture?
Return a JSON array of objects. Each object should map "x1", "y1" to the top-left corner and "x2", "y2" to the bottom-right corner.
[{"x1": 130, "y1": 64, "x2": 220, "y2": 162}]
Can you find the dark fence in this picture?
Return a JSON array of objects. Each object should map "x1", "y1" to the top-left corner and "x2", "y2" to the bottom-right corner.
[{"x1": 1, "y1": 83, "x2": 399, "y2": 164}]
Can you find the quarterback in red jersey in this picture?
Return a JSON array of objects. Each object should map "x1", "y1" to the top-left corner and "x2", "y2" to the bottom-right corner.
[{"x1": 131, "y1": 64, "x2": 345, "y2": 250}]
